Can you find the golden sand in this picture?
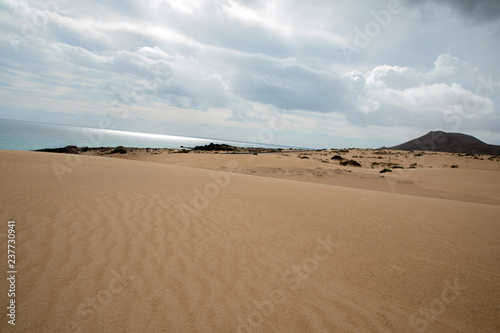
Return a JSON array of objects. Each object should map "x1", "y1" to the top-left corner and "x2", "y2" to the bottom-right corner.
[{"x1": 0, "y1": 149, "x2": 499, "y2": 332}]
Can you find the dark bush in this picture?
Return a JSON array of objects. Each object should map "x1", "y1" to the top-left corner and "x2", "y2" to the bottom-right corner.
[
  {"x1": 193, "y1": 143, "x2": 236, "y2": 151},
  {"x1": 333, "y1": 149, "x2": 349, "y2": 154},
  {"x1": 380, "y1": 168, "x2": 392, "y2": 173},
  {"x1": 331, "y1": 155, "x2": 343, "y2": 160},
  {"x1": 109, "y1": 147, "x2": 127, "y2": 154},
  {"x1": 340, "y1": 159, "x2": 361, "y2": 167}
]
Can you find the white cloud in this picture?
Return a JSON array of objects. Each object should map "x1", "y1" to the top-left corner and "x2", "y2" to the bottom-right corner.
[
  {"x1": 357, "y1": 54, "x2": 496, "y2": 119},
  {"x1": 1, "y1": 0, "x2": 499, "y2": 148},
  {"x1": 369, "y1": 82, "x2": 494, "y2": 116}
]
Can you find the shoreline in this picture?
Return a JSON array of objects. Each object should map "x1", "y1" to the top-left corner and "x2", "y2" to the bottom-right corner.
[
  {"x1": 30, "y1": 144, "x2": 500, "y2": 206},
  {"x1": 33, "y1": 144, "x2": 313, "y2": 155}
]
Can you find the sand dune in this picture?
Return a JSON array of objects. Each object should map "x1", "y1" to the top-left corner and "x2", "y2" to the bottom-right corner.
[
  {"x1": 106, "y1": 148, "x2": 500, "y2": 205},
  {"x1": 1, "y1": 150, "x2": 499, "y2": 332}
]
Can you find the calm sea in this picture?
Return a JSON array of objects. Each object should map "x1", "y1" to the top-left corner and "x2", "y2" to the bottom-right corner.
[{"x1": 0, "y1": 118, "x2": 295, "y2": 151}]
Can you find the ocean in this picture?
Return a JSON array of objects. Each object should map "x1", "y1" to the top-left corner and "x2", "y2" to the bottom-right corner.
[{"x1": 0, "y1": 118, "x2": 296, "y2": 151}]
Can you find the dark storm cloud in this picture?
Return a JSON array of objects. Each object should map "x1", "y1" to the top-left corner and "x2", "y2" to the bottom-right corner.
[
  {"x1": 228, "y1": 55, "x2": 353, "y2": 113},
  {"x1": 410, "y1": 0, "x2": 500, "y2": 22},
  {"x1": 442, "y1": 0, "x2": 500, "y2": 21}
]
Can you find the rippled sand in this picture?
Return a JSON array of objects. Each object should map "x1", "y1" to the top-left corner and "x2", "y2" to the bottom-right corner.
[{"x1": 0, "y1": 150, "x2": 499, "y2": 332}]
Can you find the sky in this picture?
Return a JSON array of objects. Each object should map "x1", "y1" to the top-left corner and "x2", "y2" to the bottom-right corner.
[{"x1": 1, "y1": 0, "x2": 500, "y2": 148}]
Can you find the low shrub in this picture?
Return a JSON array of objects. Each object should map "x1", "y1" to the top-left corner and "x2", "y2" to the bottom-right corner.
[
  {"x1": 340, "y1": 159, "x2": 361, "y2": 167},
  {"x1": 108, "y1": 147, "x2": 127, "y2": 154}
]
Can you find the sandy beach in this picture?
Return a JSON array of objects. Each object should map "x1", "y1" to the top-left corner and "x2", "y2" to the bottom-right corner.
[
  {"x1": 2, "y1": 0, "x2": 500, "y2": 331},
  {"x1": 1, "y1": 149, "x2": 499, "y2": 332}
]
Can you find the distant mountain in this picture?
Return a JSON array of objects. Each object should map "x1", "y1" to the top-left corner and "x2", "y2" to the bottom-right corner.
[{"x1": 386, "y1": 130, "x2": 500, "y2": 155}]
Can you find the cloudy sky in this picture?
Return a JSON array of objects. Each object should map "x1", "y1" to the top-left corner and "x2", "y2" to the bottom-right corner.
[{"x1": 1, "y1": 0, "x2": 499, "y2": 148}]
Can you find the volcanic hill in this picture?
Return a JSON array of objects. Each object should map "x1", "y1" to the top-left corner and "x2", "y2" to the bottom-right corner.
[{"x1": 386, "y1": 130, "x2": 500, "y2": 155}]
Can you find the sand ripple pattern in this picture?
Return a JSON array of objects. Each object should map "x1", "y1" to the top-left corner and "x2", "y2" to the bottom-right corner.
[{"x1": 1, "y1": 151, "x2": 499, "y2": 332}]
